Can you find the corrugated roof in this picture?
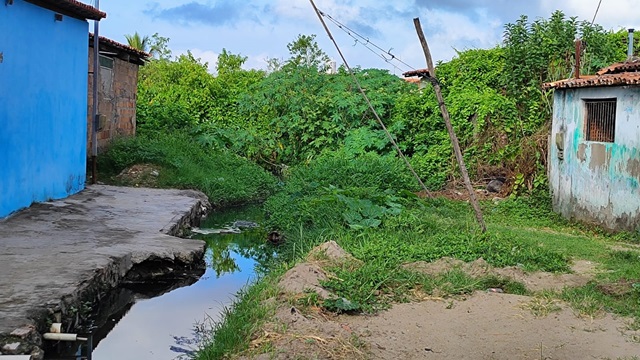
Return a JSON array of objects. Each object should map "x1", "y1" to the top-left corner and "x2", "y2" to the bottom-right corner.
[
  {"x1": 26, "y1": 0, "x2": 106, "y2": 20},
  {"x1": 89, "y1": 34, "x2": 150, "y2": 61},
  {"x1": 543, "y1": 59, "x2": 640, "y2": 90}
]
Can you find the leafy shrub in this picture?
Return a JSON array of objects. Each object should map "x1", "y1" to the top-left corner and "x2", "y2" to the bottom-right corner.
[{"x1": 263, "y1": 150, "x2": 419, "y2": 231}]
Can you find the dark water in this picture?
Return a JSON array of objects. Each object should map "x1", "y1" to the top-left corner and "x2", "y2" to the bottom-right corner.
[{"x1": 45, "y1": 205, "x2": 270, "y2": 360}]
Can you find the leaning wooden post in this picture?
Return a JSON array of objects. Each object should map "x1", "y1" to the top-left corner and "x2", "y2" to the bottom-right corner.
[{"x1": 413, "y1": 18, "x2": 486, "y2": 232}]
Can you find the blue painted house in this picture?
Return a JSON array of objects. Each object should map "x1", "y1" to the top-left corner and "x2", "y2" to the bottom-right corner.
[
  {"x1": 0, "y1": 0, "x2": 105, "y2": 218},
  {"x1": 545, "y1": 60, "x2": 640, "y2": 232}
]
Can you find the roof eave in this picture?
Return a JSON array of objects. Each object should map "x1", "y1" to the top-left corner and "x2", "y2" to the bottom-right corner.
[{"x1": 25, "y1": 0, "x2": 106, "y2": 21}]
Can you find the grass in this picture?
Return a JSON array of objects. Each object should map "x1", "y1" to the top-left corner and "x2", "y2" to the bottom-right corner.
[
  {"x1": 109, "y1": 143, "x2": 639, "y2": 359},
  {"x1": 195, "y1": 269, "x2": 282, "y2": 359},
  {"x1": 97, "y1": 133, "x2": 277, "y2": 207},
  {"x1": 197, "y1": 189, "x2": 640, "y2": 359}
]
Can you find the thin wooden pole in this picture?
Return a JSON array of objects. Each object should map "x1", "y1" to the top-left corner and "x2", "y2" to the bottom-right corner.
[
  {"x1": 308, "y1": 0, "x2": 433, "y2": 198},
  {"x1": 413, "y1": 18, "x2": 486, "y2": 232}
]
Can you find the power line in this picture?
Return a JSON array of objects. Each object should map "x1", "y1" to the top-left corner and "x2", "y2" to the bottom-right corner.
[
  {"x1": 318, "y1": 10, "x2": 416, "y2": 72},
  {"x1": 591, "y1": 0, "x2": 603, "y2": 25},
  {"x1": 309, "y1": 0, "x2": 434, "y2": 198}
]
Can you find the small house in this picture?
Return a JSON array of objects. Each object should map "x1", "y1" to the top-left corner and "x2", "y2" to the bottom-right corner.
[
  {"x1": 88, "y1": 35, "x2": 148, "y2": 153},
  {"x1": 544, "y1": 59, "x2": 640, "y2": 232},
  {"x1": 0, "y1": 0, "x2": 105, "y2": 218}
]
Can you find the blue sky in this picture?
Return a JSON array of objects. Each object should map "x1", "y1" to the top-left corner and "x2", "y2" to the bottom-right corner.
[{"x1": 93, "y1": 0, "x2": 637, "y2": 74}]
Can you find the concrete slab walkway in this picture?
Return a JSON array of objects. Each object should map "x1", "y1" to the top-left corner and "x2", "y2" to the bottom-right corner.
[{"x1": 0, "y1": 185, "x2": 209, "y2": 358}]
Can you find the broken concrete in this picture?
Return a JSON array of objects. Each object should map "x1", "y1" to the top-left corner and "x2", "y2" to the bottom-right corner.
[{"x1": 0, "y1": 185, "x2": 210, "y2": 358}]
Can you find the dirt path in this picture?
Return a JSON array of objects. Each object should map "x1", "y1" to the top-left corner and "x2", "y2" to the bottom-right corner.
[
  {"x1": 246, "y1": 242, "x2": 640, "y2": 360},
  {"x1": 345, "y1": 292, "x2": 640, "y2": 359}
]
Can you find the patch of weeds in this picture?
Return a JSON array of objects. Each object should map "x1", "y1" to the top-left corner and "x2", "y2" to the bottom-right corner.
[
  {"x1": 477, "y1": 275, "x2": 528, "y2": 295},
  {"x1": 419, "y1": 271, "x2": 528, "y2": 298},
  {"x1": 321, "y1": 261, "x2": 420, "y2": 312},
  {"x1": 195, "y1": 272, "x2": 281, "y2": 359},
  {"x1": 561, "y1": 284, "x2": 608, "y2": 319},
  {"x1": 432, "y1": 269, "x2": 481, "y2": 295},
  {"x1": 521, "y1": 291, "x2": 563, "y2": 317},
  {"x1": 292, "y1": 290, "x2": 322, "y2": 312},
  {"x1": 323, "y1": 297, "x2": 361, "y2": 314}
]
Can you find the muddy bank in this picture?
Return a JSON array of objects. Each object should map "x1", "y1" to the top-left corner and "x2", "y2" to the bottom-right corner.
[{"x1": 0, "y1": 185, "x2": 209, "y2": 359}]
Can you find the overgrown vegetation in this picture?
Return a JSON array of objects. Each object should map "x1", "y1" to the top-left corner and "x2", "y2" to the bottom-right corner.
[
  {"x1": 99, "y1": 10, "x2": 640, "y2": 360},
  {"x1": 130, "y1": 11, "x2": 629, "y2": 191},
  {"x1": 99, "y1": 134, "x2": 276, "y2": 207}
]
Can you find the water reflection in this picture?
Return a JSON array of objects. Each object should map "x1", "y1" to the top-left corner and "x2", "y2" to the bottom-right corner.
[
  {"x1": 82, "y1": 252, "x2": 254, "y2": 359},
  {"x1": 45, "y1": 204, "x2": 269, "y2": 360}
]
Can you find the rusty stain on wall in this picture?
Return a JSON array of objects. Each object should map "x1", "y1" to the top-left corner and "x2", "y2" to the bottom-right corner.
[
  {"x1": 577, "y1": 143, "x2": 587, "y2": 162},
  {"x1": 627, "y1": 158, "x2": 640, "y2": 181},
  {"x1": 588, "y1": 143, "x2": 611, "y2": 170}
]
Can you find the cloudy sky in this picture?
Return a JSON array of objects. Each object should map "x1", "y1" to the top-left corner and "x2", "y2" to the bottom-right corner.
[{"x1": 93, "y1": 0, "x2": 637, "y2": 74}]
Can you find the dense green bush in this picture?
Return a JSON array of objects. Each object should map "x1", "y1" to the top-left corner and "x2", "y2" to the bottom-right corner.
[
  {"x1": 134, "y1": 12, "x2": 629, "y2": 193},
  {"x1": 263, "y1": 150, "x2": 418, "y2": 231}
]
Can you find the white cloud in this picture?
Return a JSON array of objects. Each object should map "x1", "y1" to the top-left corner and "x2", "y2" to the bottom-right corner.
[{"x1": 540, "y1": 0, "x2": 638, "y2": 29}]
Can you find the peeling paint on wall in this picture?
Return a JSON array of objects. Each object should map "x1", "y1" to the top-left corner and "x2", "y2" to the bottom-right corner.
[
  {"x1": 577, "y1": 144, "x2": 587, "y2": 162},
  {"x1": 589, "y1": 143, "x2": 611, "y2": 170},
  {"x1": 550, "y1": 86, "x2": 640, "y2": 232}
]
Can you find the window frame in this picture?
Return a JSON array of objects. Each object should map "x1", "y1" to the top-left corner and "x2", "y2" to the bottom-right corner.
[{"x1": 583, "y1": 98, "x2": 616, "y2": 143}]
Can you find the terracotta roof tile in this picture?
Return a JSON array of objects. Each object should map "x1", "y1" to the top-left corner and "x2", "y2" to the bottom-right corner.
[
  {"x1": 544, "y1": 59, "x2": 640, "y2": 90},
  {"x1": 596, "y1": 58, "x2": 640, "y2": 75},
  {"x1": 27, "y1": 0, "x2": 106, "y2": 20},
  {"x1": 90, "y1": 33, "x2": 150, "y2": 60},
  {"x1": 543, "y1": 73, "x2": 640, "y2": 90}
]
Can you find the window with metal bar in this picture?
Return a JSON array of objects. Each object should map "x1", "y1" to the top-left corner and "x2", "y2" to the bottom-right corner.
[{"x1": 584, "y1": 98, "x2": 616, "y2": 143}]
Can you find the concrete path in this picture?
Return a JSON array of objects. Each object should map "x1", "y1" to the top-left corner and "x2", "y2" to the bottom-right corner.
[{"x1": 0, "y1": 185, "x2": 209, "y2": 358}]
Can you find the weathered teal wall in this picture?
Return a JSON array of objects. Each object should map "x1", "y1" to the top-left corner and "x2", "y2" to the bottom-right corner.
[
  {"x1": 550, "y1": 86, "x2": 640, "y2": 231},
  {"x1": 0, "y1": 0, "x2": 89, "y2": 218}
]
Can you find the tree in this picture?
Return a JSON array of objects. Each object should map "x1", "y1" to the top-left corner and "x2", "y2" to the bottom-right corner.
[
  {"x1": 285, "y1": 34, "x2": 330, "y2": 71},
  {"x1": 149, "y1": 33, "x2": 172, "y2": 60},
  {"x1": 124, "y1": 32, "x2": 149, "y2": 52},
  {"x1": 216, "y1": 49, "x2": 247, "y2": 75}
]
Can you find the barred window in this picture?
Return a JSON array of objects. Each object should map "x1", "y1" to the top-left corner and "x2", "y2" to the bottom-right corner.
[{"x1": 584, "y1": 98, "x2": 616, "y2": 143}]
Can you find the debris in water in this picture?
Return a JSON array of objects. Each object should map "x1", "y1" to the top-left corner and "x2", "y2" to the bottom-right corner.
[{"x1": 191, "y1": 227, "x2": 241, "y2": 235}]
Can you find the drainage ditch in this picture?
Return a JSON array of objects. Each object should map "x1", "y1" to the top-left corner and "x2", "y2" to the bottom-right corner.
[{"x1": 43, "y1": 205, "x2": 269, "y2": 360}]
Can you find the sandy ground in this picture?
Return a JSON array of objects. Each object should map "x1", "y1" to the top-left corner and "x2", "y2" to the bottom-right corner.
[
  {"x1": 244, "y1": 242, "x2": 640, "y2": 360},
  {"x1": 345, "y1": 292, "x2": 640, "y2": 360}
]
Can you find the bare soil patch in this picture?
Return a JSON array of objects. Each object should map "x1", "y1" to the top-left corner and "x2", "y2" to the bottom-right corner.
[
  {"x1": 245, "y1": 243, "x2": 640, "y2": 360},
  {"x1": 114, "y1": 163, "x2": 162, "y2": 187},
  {"x1": 344, "y1": 292, "x2": 640, "y2": 360}
]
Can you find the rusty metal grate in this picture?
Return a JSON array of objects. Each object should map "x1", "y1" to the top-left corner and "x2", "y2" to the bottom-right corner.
[{"x1": 585, "y1": 98, "x2": 616, "y2": 142}]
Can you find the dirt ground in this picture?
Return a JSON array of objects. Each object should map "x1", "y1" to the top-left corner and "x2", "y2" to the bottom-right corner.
[{"x1": 245, "y1": 242, "x2": 640, "y2": 360}]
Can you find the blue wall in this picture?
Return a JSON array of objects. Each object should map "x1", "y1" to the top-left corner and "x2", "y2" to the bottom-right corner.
[{"x1": 0, "y1": 1, "x2": 89, "y2": 217}]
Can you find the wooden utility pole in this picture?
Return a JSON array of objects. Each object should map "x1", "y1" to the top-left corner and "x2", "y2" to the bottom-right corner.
[
  {"x1": 413, "y1": 18, "x2": 486, "y2": 232},
  {"x1": 307, "y1": 0, "x2": 434, "y2": 198}
]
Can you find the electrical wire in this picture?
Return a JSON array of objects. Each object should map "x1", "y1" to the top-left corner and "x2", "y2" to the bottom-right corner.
[
  {"x1": 591, "y1": 0, "x2": 603, "y2": 25},
  {"x1": 308, "y1": 0, "x2": 434, "y2": 198},
  {"x1": 319, "y1": 10, "x2": 417, "y2": 72}
]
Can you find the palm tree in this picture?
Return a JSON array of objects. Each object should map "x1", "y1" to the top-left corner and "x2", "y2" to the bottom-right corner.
[{"x1": 124, "y1": 32, "x2": 149, "y2": 53}]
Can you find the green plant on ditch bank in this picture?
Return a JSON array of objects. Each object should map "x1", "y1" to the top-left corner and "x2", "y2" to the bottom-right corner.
[{"x1": 97, "y1": 134, "x2": 277, "y2": 207}]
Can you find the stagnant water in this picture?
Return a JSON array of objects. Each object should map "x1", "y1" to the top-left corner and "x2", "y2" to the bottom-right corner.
[{"x1": 45, "y1": 205, "x2": 271, "y2": 360}]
